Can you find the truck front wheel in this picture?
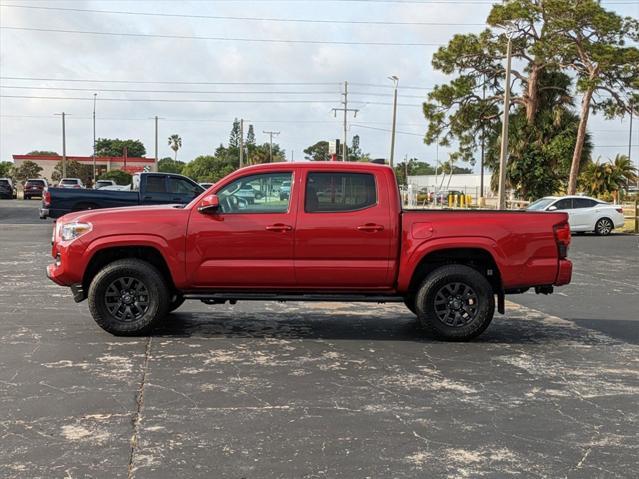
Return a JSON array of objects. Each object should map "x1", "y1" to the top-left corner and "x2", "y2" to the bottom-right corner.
[
  {"x1": 88, "y1": 259, "x2": 169, "y2": 336},
  {"x1": 415, "y1": 264, "x2": 494, "y2": 341}
]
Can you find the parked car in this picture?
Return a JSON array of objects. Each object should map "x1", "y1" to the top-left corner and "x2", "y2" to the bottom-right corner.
[
  {"x1": 58, "y1": 178, "x2": 85, "y2": 189},
  {"x1": 235, "y1": 184, "x2": 257, "y2": 204},
  {"x1": 527, "y1": 195, "x2": 625, "y2": 235},
  {"x1": 0, "y1": 178, "x2": 17, "y2": 199},
  {"x1": 23, "y1": 178, "x2": 48, "y2": 199},
  {"x1": 279, "y1": 180, "x2": 291, "y2": 200},
  {"x1": 40, "y1": 172, "x2": 204, "y2": 219},
  {"x1": 46, "y1": 162, "x2": 572, "y2": 340},
  {"x1": 94, "y1": 180, "x2": 116, "y2": 189}
]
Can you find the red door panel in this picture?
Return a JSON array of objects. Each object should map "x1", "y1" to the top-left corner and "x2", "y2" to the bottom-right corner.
[
  {"x1": 185, "y1": 171, "x2": 297, "y2": 289},
  {"x1": 294, "y1": 170, "x2": 393, "y2": 289}
]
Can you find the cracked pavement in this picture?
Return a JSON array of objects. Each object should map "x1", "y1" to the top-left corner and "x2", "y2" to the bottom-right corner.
[{"x1": 1, "y1": 202, "x2": 638, "y2": 478}]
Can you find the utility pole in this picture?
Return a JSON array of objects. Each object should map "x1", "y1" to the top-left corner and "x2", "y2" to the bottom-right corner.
[
  {"x1": 154, "y1": 116, "x2": 158, "y2": 171},
  {"x1": 239, "y1": 118, "x2": 244, "y2": 168},
  {"x1": 389, "y1": 75, "x2": 399, "y2": 168},
  {"x1": 55, "y1": 112, "x2": 67, "y2": 178},
  {"x1": 92, "y1": 93, "x2": 97, "y2": 181},
  {"x1": 263, "y1": 130, "x2": 280, "y2": 163},
  {"x1": 480, "y1": 74, "x2": 486, "y2": 204},
  {"x1": 629, "y1": 101, "x2": 635, "y2": 186},
  {"x1": 332, "y1": 81, "x2": 358, "y2": 161},
  {"x1": 497, "y1": 35, "x2": 513, "y2": 210}
]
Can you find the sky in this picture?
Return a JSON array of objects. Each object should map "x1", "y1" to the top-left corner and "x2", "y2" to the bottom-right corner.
[{"x1": 0, "y1": 0, "x2": 637, "y2": 172}]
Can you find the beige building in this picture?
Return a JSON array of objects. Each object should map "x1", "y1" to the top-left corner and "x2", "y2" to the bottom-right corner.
[{"x1": 12, "y1": 154, "x2": 156, "y2": 182}]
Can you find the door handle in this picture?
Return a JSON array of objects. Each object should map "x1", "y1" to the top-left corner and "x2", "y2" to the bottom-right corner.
[
  {"x1": 266, "y1": 223, "x2": 293, "y2": 232},
  {"x1": 357, "y1": 223, "x2": 384, "y2": 232}
]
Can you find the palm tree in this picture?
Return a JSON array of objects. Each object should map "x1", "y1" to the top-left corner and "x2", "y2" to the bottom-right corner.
[
  {"x1": 579, "y1": 154, "x2": 638, "y2": 202},
  {"x1": 168, "y1": 134, "x2": 182, "y2": 161}
]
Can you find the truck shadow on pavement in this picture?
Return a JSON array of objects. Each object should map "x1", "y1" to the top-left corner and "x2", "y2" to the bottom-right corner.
[{"x1": 152, "y1": 305, "x2": 616, "y2": 346}]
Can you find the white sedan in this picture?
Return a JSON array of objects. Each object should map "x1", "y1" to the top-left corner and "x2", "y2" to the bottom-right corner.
[{"x1": 527, "y1": 195, "x2": 625, "y2": 235}]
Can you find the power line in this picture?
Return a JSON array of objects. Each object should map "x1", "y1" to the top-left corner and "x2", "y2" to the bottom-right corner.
[
  {"x1": 352, "y1": 123, "x2": 424, "y2": 137},
  {"x1": 0, "y1": 85, "x2": 341, "y2": 95},
  {"x1": 0, "y1": 4, "x2": 486, "y2": 26},
  {"x1": 0, "y1": 85, "x2": 429, "y2": 99},
  {"x1": 0, "y1": 94, "x2": 340, "y2": 103},
  {"x1": 0, "y1": 76, "x2": 340, "y2": 86},
  {"x1": 0, "y1": 26, "x2": 444, "y2": 47}
]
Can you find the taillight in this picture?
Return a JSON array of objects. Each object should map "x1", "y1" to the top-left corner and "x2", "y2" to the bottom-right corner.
[
  {"x1": 615, "y1": 208, "x2": 623, "y2": 214},
  {"x1": 553, "y1": 222, "x2": 571, "y2": 259},
  {"x1": 43, "y1": 190, "x2": 51, "y2": 207}
]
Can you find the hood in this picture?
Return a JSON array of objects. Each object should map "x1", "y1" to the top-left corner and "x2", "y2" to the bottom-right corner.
[{"x1": 58, "y1": 204, "x2": 187, "y2": 225}]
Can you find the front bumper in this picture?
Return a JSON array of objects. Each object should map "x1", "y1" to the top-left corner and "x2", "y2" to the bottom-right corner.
[{"x1": 555, "y1": 259, "x2": 572, "y2": 286}]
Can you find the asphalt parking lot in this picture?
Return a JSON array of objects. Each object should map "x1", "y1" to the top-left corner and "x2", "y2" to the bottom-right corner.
[{"x1": 1, "y1": 200, "x2": 638, "y2": 478}]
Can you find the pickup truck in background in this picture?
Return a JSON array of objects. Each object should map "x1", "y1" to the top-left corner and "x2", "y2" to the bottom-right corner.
[
  {"x1": 46, "y1": 162, "x2": 572, "y2": 340},
  {"x1": 40, "y1": 172, "x2": 205, "y2": 219}
]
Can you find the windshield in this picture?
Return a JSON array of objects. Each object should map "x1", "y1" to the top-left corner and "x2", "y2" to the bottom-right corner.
[
  {"x1": 527, "y1": 198, "x2": 555, "y2": 211},
  {"x1": 0, "y1": 179, "x2": 10, "y2": 186},
  {"x1": 61, "y1": 179, "x2": 78, "y2": 185},
  {"x1": 26, "y1": 180, "x2": 44, "y2": 186}
]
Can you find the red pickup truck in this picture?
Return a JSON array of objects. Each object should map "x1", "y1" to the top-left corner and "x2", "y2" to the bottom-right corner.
[{"x1": 47, "y1": 162, "x2": 572, "y2": 340}]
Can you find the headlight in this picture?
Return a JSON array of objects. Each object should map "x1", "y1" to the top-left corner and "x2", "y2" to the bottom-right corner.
[{"x1": 60, "y1": 222, "x2": 92, "y2": 242}]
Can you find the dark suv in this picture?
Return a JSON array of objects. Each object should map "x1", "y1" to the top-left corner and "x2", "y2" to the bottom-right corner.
[
  {"x1": 0, "y1": 178, "x2": 17, "y2": 199},
  {"x1": 24, "y1": 179, "x2": 48, "y2": 200}
]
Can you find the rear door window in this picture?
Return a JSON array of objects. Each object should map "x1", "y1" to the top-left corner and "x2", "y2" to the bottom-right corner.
[
  {"x1": 573, "y1": 198, "x2": 597, "y2": 209},
  {"x1": 305, "y1": 172, "x2": 377, "y2": 213}
]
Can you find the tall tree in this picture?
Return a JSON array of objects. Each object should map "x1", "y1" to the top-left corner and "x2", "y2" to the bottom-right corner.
[
  {"x1": 424, "y1": 0, "x2": 560, "y2": 165},
  {"x1": 12, "y1": 160, "x2": 43, "y2": 183},
  {"x1": 304, "y1": 141, "x2": 330, "y2": 161},
  {"x1": 51, "y1": 160, "x2": 93, "y2": 183},
  {"x1": 229, "y1": 118, "x2": 241, "y2": 149},
  {"x1": 485, "y1": 71, "x2": 593, "y2": 199},
  {"x1": 544, "y1": 0, "x2": 639, "y2": 194},
  {"x1": 167, "y1": 134, "x2": 182, "y2": 161},
  {"x1": 95, "y1": 138, "x2": 146, "y2": 157},
  {"x1": 246, "y1": 124, "x2": 256, "y2": 147}
]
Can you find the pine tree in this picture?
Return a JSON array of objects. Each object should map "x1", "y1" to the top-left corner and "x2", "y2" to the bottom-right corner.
[
  {"x1": 246, "y1": 124, "x2": 256, "y2": 147},
  {"x1": 229, "y1": 119, "x2": 241, "y2": 148}
]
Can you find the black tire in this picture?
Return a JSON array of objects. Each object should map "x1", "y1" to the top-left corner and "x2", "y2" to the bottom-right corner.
[
  {"x1": 415, "y1": 264, "x2": 495, "y2": 341},
  {"x1": 168, "y1": 293, "x2": 185, "y2": 312},
  {"x1": 88, "y1": 259, "x2": 169, "y2": 336},
  {"x1": 594, "y1": 217, "x2": 613, "y2": 236}
]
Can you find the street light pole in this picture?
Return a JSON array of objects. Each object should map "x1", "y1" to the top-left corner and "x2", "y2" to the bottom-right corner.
[
  {"x1": 389, "y1": 75, "x2": 399, "y2": 168},
  {"x1": 497, "y1": 35, "x2": 513, "y2": 210},
  {"x1": 92, "y1": 93, "x2": 97, "y2": 181},
  {"x1": 55, "y1": 112, "x2": 67, "y2": 178}
]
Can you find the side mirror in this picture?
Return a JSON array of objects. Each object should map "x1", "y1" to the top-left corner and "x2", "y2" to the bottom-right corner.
[
  {"x1": 198, "y1": 194, "x2": 219, "y2": 214},
  {"x1": 547, "y1": 205, "x2": 557, "y2": 211}
]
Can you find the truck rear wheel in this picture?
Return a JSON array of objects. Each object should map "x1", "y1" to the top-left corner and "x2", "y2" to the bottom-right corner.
[
  {"x1": 415, "y1": 264, "x2": 494, "y2": 341},
  {"x1": 88, "y1": 259, "x2": 169, "y2": 336}
]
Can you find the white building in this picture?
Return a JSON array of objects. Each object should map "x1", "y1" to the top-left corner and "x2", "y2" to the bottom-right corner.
[{"x1": 407, "y1": 173, "x2": 493, "y2": 198}]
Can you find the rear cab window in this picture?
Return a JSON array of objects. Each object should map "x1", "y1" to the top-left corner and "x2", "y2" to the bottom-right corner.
[{"x1": 305, "y1": 172, "x2": 377, "y2": 213}]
